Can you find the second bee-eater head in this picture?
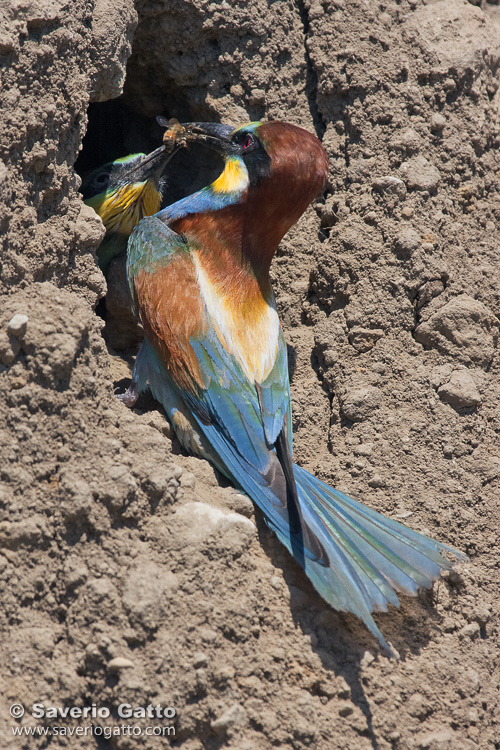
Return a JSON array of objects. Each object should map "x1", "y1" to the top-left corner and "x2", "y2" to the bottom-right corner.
[{"x1": 82, "y1": 146, "x2": 170, "y2": 274}]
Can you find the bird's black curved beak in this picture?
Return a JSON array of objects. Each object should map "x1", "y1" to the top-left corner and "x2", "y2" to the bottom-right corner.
[
  {"x1": 184, "y1": 122, "x2": 236, "y2": 154},
  {"x1": 124, "y1": 145, "x2": 172, "y2": 183}
]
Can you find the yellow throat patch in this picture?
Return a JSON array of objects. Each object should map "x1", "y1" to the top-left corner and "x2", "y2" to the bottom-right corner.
[
  {"x1": 87, "y1": 181, "x2": 161, "y2": 236},
  {"x1": 212, "y1": 157, "x2": 249, "y2": 194}
]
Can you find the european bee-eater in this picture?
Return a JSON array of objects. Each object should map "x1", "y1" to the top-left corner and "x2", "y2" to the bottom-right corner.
[
  {"x1": 124, "y1": 121, "x2": 465, "y2": 654},
  {"x1": 82, "y1": 146, "x2": 172, "y2": 275}
]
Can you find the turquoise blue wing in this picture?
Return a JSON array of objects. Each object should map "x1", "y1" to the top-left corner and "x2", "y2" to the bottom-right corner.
[
  {"x1": 128, "y1": 216, "x2": 291, "y2": 461},
  {"x1": 255, "y1": 333, "x2": 291, "y2": 450},
  {"x1": 190, "y1": 326, "x2": 291, "y2": 455},
  {"x1": 127, "y1": 216, "x2": 297, "y2": 541},
  {"x1": 127, "y1": 216, "x2": 189, "y2": 314},
  {"x1": 139, "y1": 329, "x2": 306, "y2": 554}
]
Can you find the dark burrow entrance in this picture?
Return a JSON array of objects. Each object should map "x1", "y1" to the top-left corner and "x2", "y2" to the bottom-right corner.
[
  {"x1": 76, "y1": 97, "x2": 223, "y2": 210},
  {"x1": 75, "y1": 58, "x2": 224, "y2": 358}
]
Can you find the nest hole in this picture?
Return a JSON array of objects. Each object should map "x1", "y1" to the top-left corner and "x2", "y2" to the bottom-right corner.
[{"x1": 75, "y1": 38, "x2": 224, "y2": 357}]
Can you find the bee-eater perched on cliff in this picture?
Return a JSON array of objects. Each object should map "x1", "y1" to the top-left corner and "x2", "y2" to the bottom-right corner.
[
  {"x1": 82, "y1": 146, "x2": 173, "y2": 275},
  {"x1": 124, "y1": 121, "x2": 466, "y2": 654}
]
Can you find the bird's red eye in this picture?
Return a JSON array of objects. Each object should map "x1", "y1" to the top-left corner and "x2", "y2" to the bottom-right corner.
[{"x1": 243, "y1": 134, "x2": 254, "y2": 150}]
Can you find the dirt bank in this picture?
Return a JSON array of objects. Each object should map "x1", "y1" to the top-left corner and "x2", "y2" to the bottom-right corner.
[{"x1": 1, "y1": 1, "x2": 499, "y2": 748}]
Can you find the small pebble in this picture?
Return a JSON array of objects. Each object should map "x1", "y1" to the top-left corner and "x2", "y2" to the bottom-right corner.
[
  {"x1": 210, "y1": 703, "x2": 246, "y2": 734},
  {"x1": 7, "y1": 314, "x2": 28, "y2": 337},
  {"x1": 394, "y1": 226, "x2": 421, "y2": 257},
  {"x1": 458, "y1": 622, "x2": 480, "y2": 641},
  {"x1": 417, "y1": 730, "x2": 453, "y2": 750},
  {"x1": 361, "y1": 651, "x2": 375, "y2": 668},
  {"x1": 471, "y1": 605, "x2": 491, "y2": 626},
  {"x1": 192, "y1": 652, "x2": 209, "y2": 668},
  {"x1": 338, "y1": 703, "x2": 354, "y2": 717},
  {"x1": 368, "y1": 474, "x2": 385, "y2": 488},
  {"x1": 400, "y1": 156, "x2": 441, "y2": 192},
  {"x1": 372, "y1": 175, "x2": 407, "y2": 200},
  {"x1": 341, "y1": 386, "x2": 381, "y2": 422},
  {"x1": 437, "y1": 370, "x2": 481, "y2": 410},
  {"x1": 430, "y1": 113, "x2": 446, "y2": 132},
  {"x1": 353, "y1": 443, "x2": 373, "y2": 456},
  {"x1": 107, "y1": 657, "x2": 134, "y2": 671}
]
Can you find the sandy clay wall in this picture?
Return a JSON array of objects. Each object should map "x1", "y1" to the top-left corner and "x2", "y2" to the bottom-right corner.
[{"x1": 1, "y1": 0, "x2": 499, "y2": 748}]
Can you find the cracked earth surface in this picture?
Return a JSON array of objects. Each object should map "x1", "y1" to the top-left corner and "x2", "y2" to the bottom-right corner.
[{"x1": 1, "y1": 1, "x2": 500, "y2": 748}]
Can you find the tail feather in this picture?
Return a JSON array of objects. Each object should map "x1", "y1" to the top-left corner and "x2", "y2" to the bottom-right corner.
[
  {"x1": 293, "y1": 465, "x2": 466, "y2": 653},
  {"x1": 306, "y1": 491, "x2": 406, "y2": 606},
  {"x1": 299, "y1": 468, "x2": 441, "y2": 589}
]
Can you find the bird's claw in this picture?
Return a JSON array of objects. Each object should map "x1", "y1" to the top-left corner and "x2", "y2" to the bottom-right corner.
[{"x1": 116, "y1": 382, "x2": 138, "y2": 408}]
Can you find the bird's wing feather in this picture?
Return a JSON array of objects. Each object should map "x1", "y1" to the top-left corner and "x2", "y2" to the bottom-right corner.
[
  {"x1": 127, "y1": 216, "x2": 189, "y2": 312},
  {"x1": 128, "y1": 215, "x2": 298, "y2": 527},
  {"x1": 255, "y1": 336, "x2": 290, "y2": 449},
  {"x1": 129, "y1": 215, "x2": 291, "y2": 454},
  {"x1": 187, "y1": 325, "x2": 290, "y2": 471}
]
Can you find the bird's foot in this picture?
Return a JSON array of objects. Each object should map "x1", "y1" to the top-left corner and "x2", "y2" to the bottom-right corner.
[{"x1": 116, "y1": 382, "x2": 138, "y2": 408}]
